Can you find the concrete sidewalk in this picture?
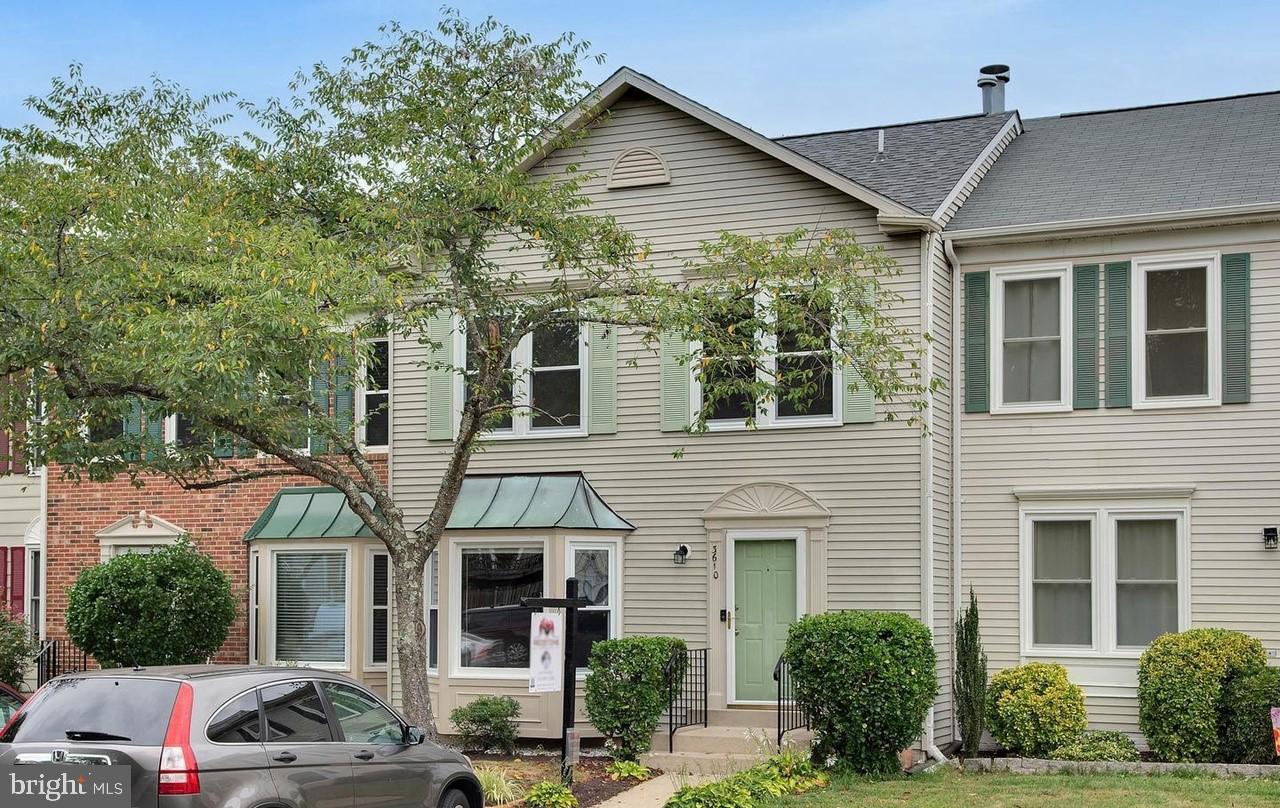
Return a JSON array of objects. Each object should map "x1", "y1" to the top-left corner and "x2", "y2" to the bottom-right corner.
[{"x1": 594, "y1": 773, "x2": 715, "y2": 808}]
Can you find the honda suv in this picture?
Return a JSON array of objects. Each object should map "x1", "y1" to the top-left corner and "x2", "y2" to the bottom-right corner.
[{"x1": 0, "y1": 665, "x2": 482, "y2": 808}]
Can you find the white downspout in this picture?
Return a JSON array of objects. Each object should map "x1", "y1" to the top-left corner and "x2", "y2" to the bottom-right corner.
[
  {"x1": 944, "y1": 236, "x2": 964, "y2": 748},
  {"x1": 919, "y1": 232, "x2": 945, "y2": 765}
]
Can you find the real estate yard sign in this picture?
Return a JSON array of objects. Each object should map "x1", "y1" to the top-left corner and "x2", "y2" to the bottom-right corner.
[
  {"x1": 529, "y1": 612, "x2": 564, "y2": 693},
  {"x1": 1272, "y1": 707, "x2": 1280, "y2": 757}
]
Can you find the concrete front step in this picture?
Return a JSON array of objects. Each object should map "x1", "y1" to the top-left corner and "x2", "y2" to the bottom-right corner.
[
  {"x1": 640, "y1": 751, "x2": 768, "y2": 776},
  {"x1": 652, "y1": 725, "x2": 779, "y2": 755}
]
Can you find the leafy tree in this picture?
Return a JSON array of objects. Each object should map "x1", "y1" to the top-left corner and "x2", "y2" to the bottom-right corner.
[
  {"x1": 0, "y1": 14, "x2": 932, "y2": 737},
  {"x1": 65, "y1": 540, "x2": 237, "y2": 669}
]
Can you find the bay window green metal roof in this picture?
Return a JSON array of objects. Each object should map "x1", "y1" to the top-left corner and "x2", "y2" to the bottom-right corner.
[
  {"x1": 423, "y1": 473, "x2": 634, "y2": 531},
  {"x1": 244, "y1": 486, "x2": 379, "y2": 541}
]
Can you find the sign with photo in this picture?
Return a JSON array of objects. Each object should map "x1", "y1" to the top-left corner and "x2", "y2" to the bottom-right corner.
[
  {"x1": 1272, "y1": 707, "x2": 1280, "y2": 757},
  {"x1": 529, "y1": 611, "x2": 564, "y2": 693}
]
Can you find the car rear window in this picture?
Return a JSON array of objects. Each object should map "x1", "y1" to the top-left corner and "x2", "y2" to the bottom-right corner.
[{"x1": 2, "y1": 677, "x2": 180, "y2": 745}]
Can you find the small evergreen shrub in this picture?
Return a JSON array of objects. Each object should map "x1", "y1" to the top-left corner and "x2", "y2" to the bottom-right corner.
[
  {"x1": 784, "y1": 611, "x2": 937, "y2": 775},
  {"x1": 986, "y1": 663, "x2": 1086, "y2": 757},
  {"x1": 1221, "y1": 666, "x2": 1280, "y2": 765},
  {"x1": 1137, "y1": 628, "x2": 1266, "y2": 762},
  {"x1": 474, "y1": 765, "x2": 521, "y2": 805},
  {"x1": 0, "y1": 609, "x2": 38, "y2": 690},
  {"x1": 584, "y1": 635, "x2": 686, "y2": 760},
  {"x1": 65, "y1": 539, "x2": 237, "y2": 668},
  {"x1": 1048, "y1": 730, "x2": 1141, "y2": 762},
  {"x1": 524, "y1": 781, "x2": 578, "y2": 808},
  {"x1": 953, "y1": 588, "x2": 988, "y2": 759},
  {"x1": 449, "y1": 695, "x2": 520, "y2": 753}
]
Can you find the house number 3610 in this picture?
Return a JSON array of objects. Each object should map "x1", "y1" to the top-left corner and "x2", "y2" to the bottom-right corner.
[{"x1": 711, "y1": 546, "x2": 718, "y2": 579}]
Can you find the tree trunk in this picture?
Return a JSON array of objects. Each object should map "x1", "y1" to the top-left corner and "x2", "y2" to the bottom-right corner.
[{"x1": 392, "y1": 545, "x2": 438, "y2": 741}]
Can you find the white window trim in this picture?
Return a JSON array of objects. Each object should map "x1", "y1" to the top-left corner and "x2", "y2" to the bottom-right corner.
[
  {"x1": 689, "y1": 293, "x2": 843, "y2": 431},
  {"x1": 1132, "y1": 251, "x2": 1221, "y2": 410},
  {"x1": 268, "y1": 546, "x2": 352, "y2": 670},
  {"x1": 1019, "y1": 500, "x2": 1191, "y2": 659},
  {"x1": 454, "y1": 320, "x2": 589, "y2": 440},
  {"x1": 365, "y1": 548, "x2": 390, "y2": 671},
  {"x1": 990, "y1": 263, "x2": 1073, "y2": 414},
  {"x1": 357, "y1": 337, "x2": 391, "y2": 452},
  {"x1": 449, "y1": 536, "x2": 549, "y2": 680},
  {"x1": 565, "y1": 537, "x2": 622, "y2": 677},
  {"x1": 424, "y1": 550, "x2": 439, "y2": 673}
]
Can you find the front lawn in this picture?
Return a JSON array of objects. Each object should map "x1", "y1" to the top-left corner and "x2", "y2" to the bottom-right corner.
[{"x1": 760, "y1": 767, "x2": 1280, "y2": 807}]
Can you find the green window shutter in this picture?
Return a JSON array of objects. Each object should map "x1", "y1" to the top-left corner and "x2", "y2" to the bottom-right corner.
[
  {"x1": 659, "y1": 330, "x2": 690, "y2": 433},
  {"x1": 310, "y1": 367, "x2": 330, "y2": 455},
  {"x1": 841, "y1": 300, "x2": 875, "y2": 424},
  {"x1": 1222, "y1": 252, "x2": 1251, "y2": 404},
  {"x1": 586, "y1": 322, "x2": 617, "y2": 435},
  {"x1": 1072, "y1": 264, "x2": 1100, "y2": 409},
  {"x1": 964, "y1": 271, "x2": 990, "y2": 413},
  {"x1": 143, "y1": 403, "x2": 165, "y2": 461},
  {"x1": 1104, "y1": 262, "x2": 1131, "y2": 408},
  {"x1": 426, "y1": 312, "x2": 456, "y2": 441},
  {"x1": 334, "y1": 357, "x2": 355, "y2": 444},
  {"x1": 125, "y1": 398, "x2": 143, "y2": 437},
  {"x1": 212, "y1": 433, "x2": 234, "y2": 459}
]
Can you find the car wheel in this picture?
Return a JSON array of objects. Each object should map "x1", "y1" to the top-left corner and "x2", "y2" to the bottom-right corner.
[{"x1": 439, "y1": 787, "x2": 472, "y2": 808}]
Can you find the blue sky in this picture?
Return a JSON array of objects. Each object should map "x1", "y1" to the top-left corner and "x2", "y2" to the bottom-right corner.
[{"x1": 2, "y1": 0, "x2": 1278, "y2": 136}]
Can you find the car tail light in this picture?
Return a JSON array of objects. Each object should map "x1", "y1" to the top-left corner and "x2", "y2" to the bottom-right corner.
[{"x1": 158, "y1": 682, "x2": 200, "y2": 796}]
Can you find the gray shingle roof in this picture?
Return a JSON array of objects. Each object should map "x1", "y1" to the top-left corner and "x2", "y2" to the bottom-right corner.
[
  {"x1": 947, "y1": 91, "x2": 1280, "y2": 231},
  {"x1": 775, "y1": 112, "x2": 1016, "y2": 215}
]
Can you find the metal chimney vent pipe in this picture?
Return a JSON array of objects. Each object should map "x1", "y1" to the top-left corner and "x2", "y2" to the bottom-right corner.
[{"x1": 978, "y1": 64, "x2": 1011, "y2": 115}]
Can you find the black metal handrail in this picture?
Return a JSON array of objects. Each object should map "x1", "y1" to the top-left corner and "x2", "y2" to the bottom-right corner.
[
  {"x1": 773, "y1": 654, "x2": 809, "y2": 748},
  {"x1": 35, "y1": 639, "x2": 91, "y2": 686},
  {"x1": 664, "y1": 646, "x2": 708, "y2": 752}
]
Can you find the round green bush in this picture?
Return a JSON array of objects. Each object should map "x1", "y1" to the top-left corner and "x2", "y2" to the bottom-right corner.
[
  {"x1": 784, "y1": 611, "x2": 937, "y2": 775},
  {"x1": 449, "y1": 695, "x2": 520, "y2": 754},
  {"x1": 584, "y1": 635, "x2": 686, "y2": 760},
  {"x1": 986, "y1": 663, "x2": 1086, "y2": 757},
  {"x1": 1048, "y1": 730, "x2": 1140, "y2": 762},
  {"x1": 1221, "y1": 666, "x2": 1280, "y2": 765},
  {"x1": 1137, "y1": 628, "x2": 1266, "y2": 762},
  {"x1": 66, "y1": 539, "x2": 237, "y2": 669}
]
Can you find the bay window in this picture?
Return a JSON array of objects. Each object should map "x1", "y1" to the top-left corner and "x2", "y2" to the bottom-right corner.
[
  {"x1": 1022, "y1": 503, "x2": 1187, "y2": 656},
  {"x1": 1134, "y1": 253, "x2": 1220, "y2": 407},
  {"x1": 568, "y1": 541, "x2": 619, "y2": 670},
  {"x1": 273, "y1": 550, "x2": 348, "y2": 665},
  {"x1": 455, "y1": 544, "x2": 545, "y2": 671},
  {"x1": 992, "y1": 265, "x2": 1071, "y2": 413},
  {"x1": 425, "y1": 551, "x2": 438, "y2": 671}
]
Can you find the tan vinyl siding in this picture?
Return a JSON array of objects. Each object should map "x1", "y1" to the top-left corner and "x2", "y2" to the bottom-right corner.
[
  {"x1": 0, "y1": 475, "x2": 39, "y2": 549},
  {"x1": 956, "y1": 221, "x2": 1280, "y2": 736},
  {"x1": 389, "y1": 91, "x2": 929, "y2": 734}
]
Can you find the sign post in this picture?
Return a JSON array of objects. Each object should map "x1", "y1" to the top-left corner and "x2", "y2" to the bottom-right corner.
[{"x1": 523, "y1": 577, "x2": 591, "y2": 787}]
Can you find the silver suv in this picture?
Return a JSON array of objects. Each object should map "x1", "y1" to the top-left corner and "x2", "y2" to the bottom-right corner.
[{"x1": 0, "y1": 665, "x2": 481, "y2": 808}]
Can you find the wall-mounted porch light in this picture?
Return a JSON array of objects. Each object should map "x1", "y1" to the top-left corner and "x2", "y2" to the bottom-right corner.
[
  {"x1": 1264, "y1": 527, "x2": 1278, "y2": 550},
  {"x1": 673, "y1": 545, "x2": 690, "y2": 565}
]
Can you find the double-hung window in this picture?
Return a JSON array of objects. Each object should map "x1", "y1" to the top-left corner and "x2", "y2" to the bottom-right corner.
[
  {"x1": 568, "y1": 541, "x2": 619, "y2": 670},
  {"x1": 991, "y1": 265, "x2": 1072, "y2": 413},
  {"x1": 461, "y1": 322, "x2": 586, "y2": 437},
  {"x1": 1133, "y1": 253, "x2": 1220, "y2": 408},
  {"x1": 367, "y1": 550, "x2": 389, "y2": 668},
  {"x1": 361, "y1": 338, "x2": 390, "y2": 448},
  {"x1": 1022, "y1": 502, "x2": 1187, "y2": 656},
  {"x1": 425, "y1": 551, "x2": 439, "y2": 671}
]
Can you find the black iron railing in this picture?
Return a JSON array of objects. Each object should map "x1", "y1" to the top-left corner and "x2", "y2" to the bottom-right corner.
[
  {"x1": 664, "y1": 646, "x2": 708, "y2": 751},
  {"x1": 35, "y1": 639, "x2": 91, "y2": 686},
  {"x1": 773, "y1": 654, "x2": 809, "y2": 748}
]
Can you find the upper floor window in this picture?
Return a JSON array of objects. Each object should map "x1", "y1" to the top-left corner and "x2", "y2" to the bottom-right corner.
[
  {"x1": 695, "y1": 293, "x2": 840, "y2": 428},
  {"x1": 461, "y1": 322, "x2": 586, "y2": 438},
  {"x1": 991, "y1": 265, "x2": 1071, "y2": 414},
  {"x1": 361, "y1": 339, "x2": 390, "y2": 448},
  {"x1": 1133, "y1": 253, "x2": 1220, "y2": 408}
]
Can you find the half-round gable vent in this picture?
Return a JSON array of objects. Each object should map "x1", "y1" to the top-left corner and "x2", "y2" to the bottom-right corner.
[{"x1": 606, "y1": 146, "x2": 671, "y2": 189}]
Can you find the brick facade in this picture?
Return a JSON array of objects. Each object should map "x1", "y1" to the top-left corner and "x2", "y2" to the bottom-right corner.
[{"x1": 44, "y1": 456, "x2": 389, "y2": 664}]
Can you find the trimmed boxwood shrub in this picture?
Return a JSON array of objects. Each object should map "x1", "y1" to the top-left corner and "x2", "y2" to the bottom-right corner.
[
  {"x1": 66, "y1": 538, "x2": 237, "y2": 669},
  {"x1": 784, "y1": 611, "x2": 937, "y2": 775},
  {"x1": 986, "y1": 663, "x2": 1086, "y2": 757},
  {"x1": 449, "y1": 695, "x2": 520, "y2": 753},
  {"x1": 585, "y1": 635, "x2": 686, "y2": 760},
  {"x1": 1222, "y1": 666, "x2": 1280, "y2": 765},
  {"x1": 1048, "y1": 730, "x2": 1140, "y2": 762},
  {"x1": 1137, "y1": 628, "x2": 1266, "y2": 762}
]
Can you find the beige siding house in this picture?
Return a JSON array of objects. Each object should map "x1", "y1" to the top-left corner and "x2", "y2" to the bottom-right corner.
[{"x1": 0, "y1": 435, "x2": 42, "y2": 641}]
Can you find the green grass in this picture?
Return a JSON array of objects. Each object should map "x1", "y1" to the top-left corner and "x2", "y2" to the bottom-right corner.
[{"x1": 760, "y1": 767, "x2": 1280, "y2": 807}]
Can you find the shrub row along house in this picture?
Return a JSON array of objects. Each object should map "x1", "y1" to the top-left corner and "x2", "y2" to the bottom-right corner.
[{"x1": 7, "y1": 65, "x2": 1280, "y2": 758}]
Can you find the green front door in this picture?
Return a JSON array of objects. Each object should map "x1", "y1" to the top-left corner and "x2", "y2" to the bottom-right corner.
[{"x1": 733, "y1": 538, "x2": 797, "y2": 702}]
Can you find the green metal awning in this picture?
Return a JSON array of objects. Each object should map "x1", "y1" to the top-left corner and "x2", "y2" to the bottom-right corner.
[
  {"x1": 244, "y1": 486, "x2": 380, "y2": 541},
  {"x1": 421, "y1": 473, "x2": 634, "y2": 531}
]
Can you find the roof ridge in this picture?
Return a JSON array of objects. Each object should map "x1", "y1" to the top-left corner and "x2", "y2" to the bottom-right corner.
[
  {"x1": 775, "y1": 111, "x2": 1005, "y2": 141},
  {"x1": 1041, "y1": 88, "x2": 1280, "y2": 121}
]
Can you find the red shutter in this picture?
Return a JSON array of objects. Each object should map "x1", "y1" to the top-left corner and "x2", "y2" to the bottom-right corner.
[
  {"x1": 8, "y1": 549, "x2": 22, "y2": 618},
  {"x1": 0, "y1": 551, "x2": 7, "y2": 613},
  {"x1": 0, "y1": 429, "x2": 8, "y2": 475}
]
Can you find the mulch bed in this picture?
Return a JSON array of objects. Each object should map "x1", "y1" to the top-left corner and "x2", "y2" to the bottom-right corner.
[{"x1": 468, "y1": 752, "x2": 659, "y2": 807}]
